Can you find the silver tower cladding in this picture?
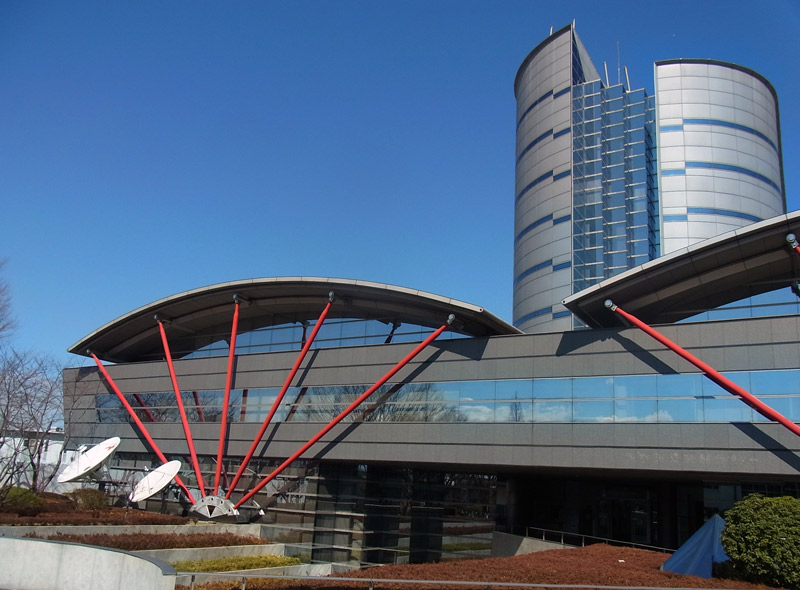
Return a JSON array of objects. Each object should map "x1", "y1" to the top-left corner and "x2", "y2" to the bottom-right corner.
[
  {"x1": 514, "y1": 27, "x2": 785, "y2": 334},
  {"x1": 655, "y1": 59, "x2": 785, "y2": 254},
  {"x1": 514, "y1": 24, "x2": 657, "y2": 333}
]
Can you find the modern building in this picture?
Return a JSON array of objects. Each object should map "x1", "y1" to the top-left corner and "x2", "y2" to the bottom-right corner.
[
  {"x1": 513, "y1": 24, "x2": 785, "y2": 333},
  {"x1": 60, "y1": 26, "x2": 800, "y2": 568}
]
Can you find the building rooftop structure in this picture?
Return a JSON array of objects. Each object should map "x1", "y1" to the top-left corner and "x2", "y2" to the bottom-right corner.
[
  {"x1": 564, "y1": 210, "x2": 800, "y2": 328},
  {"x1": 70, "y1": 277, "x2": 520, "y2": 363},
  {"x1": 513, "y1": 23, "x2": 785, "y2": 333}
]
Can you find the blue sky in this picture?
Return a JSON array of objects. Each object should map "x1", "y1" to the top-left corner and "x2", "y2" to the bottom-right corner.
[{"x1": 1, "y1": 0, "x2": 799, "y2": 365}]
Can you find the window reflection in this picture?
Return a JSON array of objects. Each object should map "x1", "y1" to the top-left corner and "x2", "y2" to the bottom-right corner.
[{"x1": 95, "y1": 370, "x2": 800, "y2": 425}]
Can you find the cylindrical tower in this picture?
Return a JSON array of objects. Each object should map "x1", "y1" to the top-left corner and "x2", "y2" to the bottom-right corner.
[
  {"x1": 655, "y1": 59, "x2": 785, "y2": 254},
  {"x1": 513, "y1": 24, "x2": 595, "y2": 333}
]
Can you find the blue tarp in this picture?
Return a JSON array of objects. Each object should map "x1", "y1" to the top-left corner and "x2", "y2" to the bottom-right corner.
[{"x1": 661, "y1": 514, "x2": 730, "y2": 578}]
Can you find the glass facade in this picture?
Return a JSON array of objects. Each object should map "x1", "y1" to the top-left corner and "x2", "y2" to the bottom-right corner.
[
  {"x1": 572, "y1": 82, "x2": 659, "y2": 295},
  {"x1": 176, "y1": 316, "x2": 467, "y2": 360},
  {"x1": 96, "y1": 368, "x2": 800, "y2": 425}
]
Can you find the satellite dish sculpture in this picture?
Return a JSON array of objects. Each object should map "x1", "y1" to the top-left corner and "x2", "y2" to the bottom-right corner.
[
  {"x1": 129, "y1": 460, "x2": 182, "y2": 503},
  {"x1": 57, "y1": 436, "x2": 121, "y2": 484}
]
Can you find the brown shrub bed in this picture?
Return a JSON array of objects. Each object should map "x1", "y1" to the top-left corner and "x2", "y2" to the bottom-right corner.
[
  {"x1": 0, "y1": 507, "x2": 189, "y2": 526},
  {"x1": 27, "y1": 531, "x2": 267, "y2": 551},
  {"x1": 183, "y1": 544, "x2": 775, "y2": 590},
  {"x1": 0, "y1": 492, "x2": 190, "y2": 525}
]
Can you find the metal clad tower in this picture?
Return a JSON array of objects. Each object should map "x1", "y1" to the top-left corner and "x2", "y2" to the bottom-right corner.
[
  {"x1": 514, "y1": 24, "x2": 657, "y2": 332},
  {"x1": 513, "y1": 25, "x2": 589, "y2": 333},
  {"x1": 655, "y1": 59, "x2": 786, "y2": 253},
  {"x1": 514, "y1": 27, "x2": 784, "y2": 333}
]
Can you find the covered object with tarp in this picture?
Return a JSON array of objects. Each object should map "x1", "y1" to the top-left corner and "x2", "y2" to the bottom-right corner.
[{"x1": 661, "y1": 514, "x2": 730, "y2": 578}]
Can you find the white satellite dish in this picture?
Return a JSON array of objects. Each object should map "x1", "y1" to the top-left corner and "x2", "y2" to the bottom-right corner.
[
  {"x1": 57, "y1": 436, "x2": 121, "y2": 483},
  {"x1": 129, "y1": 460, "x2": 182, "y2": 502}
]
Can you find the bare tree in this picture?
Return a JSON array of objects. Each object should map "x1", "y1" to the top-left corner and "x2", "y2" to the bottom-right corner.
[
  {"x1": 0, "y1": 348, "x2": 65, "y2": 499},
  {"x1": 0, "y1": 263, "x2": 65, "y2": 502},
  {"x1": 0, "y1": 260, "x2": 15, "y2": 341}
]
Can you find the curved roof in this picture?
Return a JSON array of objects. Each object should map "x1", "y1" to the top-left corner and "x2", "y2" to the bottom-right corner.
[
  {"x1": 563, "y1": 211, "x2": 800, "y2": 328},
  {"x1": 70, "y1": 277, "x2": 521, "y2": 362}
]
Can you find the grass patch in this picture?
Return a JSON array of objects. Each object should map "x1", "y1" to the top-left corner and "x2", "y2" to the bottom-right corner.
[
  {"x1": 173, "y1": 554, "x2": 301, "y2": 572},
  {"x1": 442, "y1": 541, "x2": 491, "y2": 552}
]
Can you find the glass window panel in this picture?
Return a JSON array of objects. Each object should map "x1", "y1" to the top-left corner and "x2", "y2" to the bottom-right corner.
[
  {"x1": 606, "y1": 110, "x2": 624, "y2": 125},
  {"x1": 533, "y1": 401, "x2": 572, "y2": 421},
  {"x1": 496, "y1": 380, "x2": 533, "y2": 401},
  {"x1": 614, "y1": 399, "x2": 659, "y2": 421},
  {"x1": 758, "y1": 396, "x2": 800, "y2": 421},
  {"x1": 750, "y1": 370, "x2": 800, "y2": 395},
  {"x1": 573, "y1": 400, "x2": 614, "y2": 422},
  {"x1": 425, "y1": 401, "x2": 461, "y2": 422},
  {"x1": 614, "y1": 375, "x2": 656, "y2": 398},
  {"x1": 658, "y1": 398, "x2": 703, "y2": 421},
  {"x1": 460, "y1": 381, "x2": 496, "y2": 402},
  {"x1": 703, "y1": 397, "x2": 754, "y2": 422},
  {"x1": 573, "y1": 376, "x2": 613, "y2": 398},
  {"x1": 496, "y1": 400, "x2": 533, "y2": 422},
  {"x1": 702, "y1": 372, "x2": 751, "y2": 394},
  {"x1": 534, "y1": 379, "x2": 572, "y2": 399},
  {"x1": 460, "y1": 402, "x2": 495, "y2": 422},
  {"x1": 431, "y1": 382, "x2": 461, "y2": 402}
]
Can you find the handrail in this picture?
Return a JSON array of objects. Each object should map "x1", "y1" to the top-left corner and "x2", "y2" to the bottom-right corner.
[{"x1": 522, "y1": 525, "x2": 674, "y2": 553}]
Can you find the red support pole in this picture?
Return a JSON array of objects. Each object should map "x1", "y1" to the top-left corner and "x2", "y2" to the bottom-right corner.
[
  {"x1": 132, "y1": 394, "x2": 157, "y2": 423},
  {"x1": 157, "y1": 319, "x2": 207, "y2": 497},
  {"x1": 225, "y1": 293, "x2": 336, "y2": 499},
  {"x1": 605, "y1": 300, "x2": 800, "y2": 439},
  {"x1": 213, "y1": 298, "x2": 240, "y2": 496},
  {"x1": 233, "y1": 315, "x2": 453, "y2": 509},
  {"x1": 90, "y1": 353, "x2": 196, "y2": 504}
]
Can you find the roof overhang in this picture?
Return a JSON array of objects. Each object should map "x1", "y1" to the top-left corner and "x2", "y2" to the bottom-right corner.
[
  {"x1": 563, "y1": 211, "x2": 800, "y2": 328},
  {"x1": 70, "y1": 277, "x2": 521, "y2": 363}
]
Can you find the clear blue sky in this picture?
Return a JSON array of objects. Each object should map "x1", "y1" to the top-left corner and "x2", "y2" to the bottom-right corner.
[{"x1": 1, "y1": 0, "x2": 798, "y2": 365}]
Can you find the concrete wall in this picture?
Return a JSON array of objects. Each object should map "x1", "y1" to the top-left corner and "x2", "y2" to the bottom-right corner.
[
  {"x1": 0, "y1": 536, "x2": 175, "y2": 590},
  {"x1": 491, "y1": 531, "x2": 571, "y2": 557},
  {"x1": 0, "y1": 522, "x2": 264, "y2": 539},
  {"x1": 174, "y1": 562, "x2": 354, "y2": 587},
  {"x1": 135, "y1": 541, "x2": 286, "y2": 563}
]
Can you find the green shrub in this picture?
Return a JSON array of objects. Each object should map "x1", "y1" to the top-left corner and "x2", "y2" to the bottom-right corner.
[
  {"x1": 66, "y1": 488, "x2": 110, "y2": 511},
  {"x1": 172, "y1": 554, "x2": 300, "y2": 572},
  {"x1": 0, "y1": 487, "x2": 44, "y2": 516},
  {"x1": 721, "y1": 493, "x2": 800, "y2": 590}
]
